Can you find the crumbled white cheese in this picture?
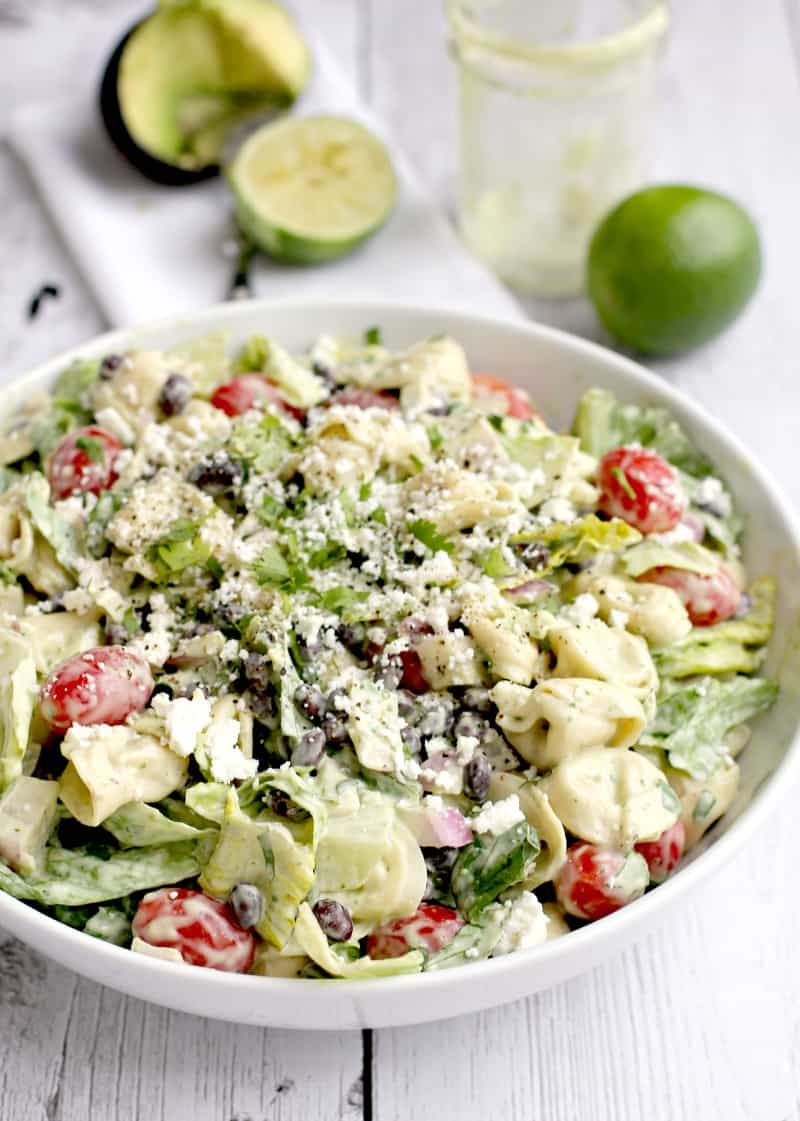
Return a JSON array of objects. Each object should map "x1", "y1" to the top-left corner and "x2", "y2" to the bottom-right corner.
[
  {"x1": 491, "y1": 892, "x2": 549, "y2": 956},
  {"x1": 61, "y1": 722, "x2": 110, "y2": 758},
  {"x1": 127, "y1": 593, "x2": 174, "y2": 667},
  {"x1": 471, "y1": 794, "x2": 525, "y2": 835},
  {"x1": 694, "y1": 475, "x2": 731, "y2": 516},
  {"x1": 456, "y1": 735, "x2": 480, "y2": 764},
  {"x1": 152, "y1": 690, "x2": 212, "y2": 758},
  {"x1": 648, "y1": 522, "x2": 696, "y2": 546},
  {"x1": 562, "y1": 593, "x2": 599, "y2": 625},
  {"x1": 419, "y1": 760, "x2": 464, "y2": 795},
  {"x1": 205, "y1": 715, "x2": 256, "y2": 783},
  {"x1": 538, "y1": 497, "x2": 576, "y2": 524},
  {"x1": 608, "y1": 608, "x2": 630, "y2": 629}
]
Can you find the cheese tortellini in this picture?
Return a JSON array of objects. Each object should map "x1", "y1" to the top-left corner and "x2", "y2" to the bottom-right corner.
[
  {"x1": 59, "y1": 725, "x2": 188, "y2": 827},
  {"x1": 490, "y1": 678, "x2": 647, "y2": 769},
  {"x1": 666, "y1": 760, "x2": 740, "y2": 849},
  {"x1": 539, "y1": 747, "x2": 680, "y2": 849},
  {"x1": 462, "y1": 581, "x2": 544, "y2": 685},
  {"x1": 489, "y1": 771, "x2": 567, "y2": 888},
  {"x1": 549, "y1": 618, "x2": 659, "y2": 718},
  {"x1": 571, "y1": 571, "x2": 692, "y2": 648}
]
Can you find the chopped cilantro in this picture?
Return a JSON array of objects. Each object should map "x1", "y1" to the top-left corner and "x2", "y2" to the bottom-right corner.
[
  {"x1": 479, "y1": 545, "x2": 515, "y2": 578},
  {"x1": 409, "y1": 454, "x2": 425, "y2": 473},
  {"x1": 255, "y1": 494, "x2": 290, "y2": 526},
  {"x1": 359, "y1": 480, "x2": 372, "y2": 502},
  {"x1": 75, "y1": 435, "x2": 106, "y2": 464},
  {"x1": 409, "y1": 518, "x2": 454, "y2": 555},
  {"x1": 148, "y1": 518, "x2": 211, "y2": 577},
  {"x1": 364, "y1": 325, "x2": 382, "y2": 346},
  {"x1": 252, "y1": 543, "x2": 308, "y2": 592},
  {"x1": 369, "y1": 506, "x2": 388, "y2": 526},
  {"x1": 487, "y1": 415, "x2": 505, "y2": 432},
  {"x1": 610, "y1": 466, "x2": 637, "y2": 501},
  {"x1": 319, "y1": 587, "x2": 369, "y2": 615},
  {"x1": 308, "y1": 541, "x2": 346, "y2": 569},
  {"x1": 427, "y1": 425, "x2": 444, "y2": 451}
]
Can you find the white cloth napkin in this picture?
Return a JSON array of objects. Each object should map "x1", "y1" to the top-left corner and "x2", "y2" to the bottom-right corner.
[{"x1": 7, "y1": 35, "x2": 520, "y2": 328}]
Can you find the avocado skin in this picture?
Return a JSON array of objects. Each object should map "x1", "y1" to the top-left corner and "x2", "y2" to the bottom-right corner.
[{"x1": 99, "y1": 25, "x2": 220, "y2": 187}]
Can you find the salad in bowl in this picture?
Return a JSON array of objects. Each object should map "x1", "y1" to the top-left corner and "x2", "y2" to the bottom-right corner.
[{"x1": 0, "y1": 324, "x2": 777, "y2": 981}]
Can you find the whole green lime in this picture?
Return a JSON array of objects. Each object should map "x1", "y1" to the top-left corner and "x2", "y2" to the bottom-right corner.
[{"x1": 587, "y1": 185, "x2": 761, "y2": 356}]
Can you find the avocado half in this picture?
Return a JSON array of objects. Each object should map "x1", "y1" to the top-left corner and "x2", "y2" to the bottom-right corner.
[{"x1": 100, "y1": 0, "x2": 311, "y2": 186}]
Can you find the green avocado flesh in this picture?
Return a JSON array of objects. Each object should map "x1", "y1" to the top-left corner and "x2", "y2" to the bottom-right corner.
[{"x1": 110, "y1": 0, "x2": 310, "y2": 178}]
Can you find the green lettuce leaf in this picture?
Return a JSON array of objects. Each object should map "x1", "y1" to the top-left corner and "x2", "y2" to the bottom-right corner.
[
  {"x1": 23, "y1": 473, "x2": 79, "y2": 571},
  {"x1": 425, "y1": 916, "x2": 505, "y2": 971},
  {"x1": 451, "y1": 822, "x2": 539, "y2": 923},
  {"x1": 83, "y1": 905, "x2": 132, "y2": 946},
  {"x1": 622, "y1": 539, "x2": 721, "y2": 578},
  {"x1": 642, "y1": 675, "x2": 778, "y2": 779},
  {"x1": 103, "y1": 801, "x2": 216, "y2": 848},
  {"x1": 53, "y1": 358, "x2": 100, "y2": 405},
  {"x1": 511, "y1": 514, "x2": 641, "y2": 575},
  {"x1": 0, "y1": 628, "x2": 37, "y2": 792},
  {"x1": 573, "y1": 388, "x2": 712, "y2": 477},
  {"x1": 653, "y1": 577, "x2": 775, "y2": 678},
  {"x1": 0, "y1": 841, "x2": 201, "y2": 906}
]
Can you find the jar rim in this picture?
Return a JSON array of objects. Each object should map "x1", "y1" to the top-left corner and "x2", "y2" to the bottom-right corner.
[{"x1": 446, "y1": 1, "x2": 670, "y2": 71}]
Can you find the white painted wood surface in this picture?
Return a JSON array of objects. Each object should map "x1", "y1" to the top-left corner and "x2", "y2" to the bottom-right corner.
[{"x1": 1, "y1": 1, "x2": 799, "y2": 1119}]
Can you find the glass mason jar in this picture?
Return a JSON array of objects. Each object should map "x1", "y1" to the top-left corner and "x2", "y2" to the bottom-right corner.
[{"x1": 447, "y1": 1, "x2": 670, "y2": 296}]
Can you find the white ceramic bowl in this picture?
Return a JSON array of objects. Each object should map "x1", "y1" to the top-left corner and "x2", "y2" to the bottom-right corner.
[{"x1": 2, "y1": 298, "x2": 799, "y2": 1030}]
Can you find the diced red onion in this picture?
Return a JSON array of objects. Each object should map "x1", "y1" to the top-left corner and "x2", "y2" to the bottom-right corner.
[
  {"x1": 681, "y1": 514, "x2": 706, "y2": 542},
  {"x1": 425, "y1": 805, "x2": 473, "y2": 848},
  {"x1": 506, "y1": 579, "x2": 556, "y2": 600}
]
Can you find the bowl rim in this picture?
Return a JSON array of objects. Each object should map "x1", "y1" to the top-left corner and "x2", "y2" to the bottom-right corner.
[{"x1": 3, "y1": 295, "x2": 800, "y2": 1012}]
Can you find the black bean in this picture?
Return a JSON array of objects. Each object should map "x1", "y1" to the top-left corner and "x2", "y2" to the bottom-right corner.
[
  {"x1": 338, "y1": 622, "x2": 366, "y2": 652},
  {"x1": 513, "y1": 542, "x2": 550, "y2": 570},
  {"x1": 244, "y1": 652, "x2": 271, "y2": 689},
  {"x1": 292, "y1": 728, "x2": 326, "y2": 766},
  {"x1": 424, "y1": 846, "x2": 459, "y2": 875},
  {"x1": 322, "y1": 714, "x2": 349, "y2": 745},
  {"x1": 400, "y1": 724, "x2": 422, "y2": 754},
  {"x1": 265, "y1": 788, "x2": 310, "y2": 821},
  {"x1": 312, "y1": 899, "x2": 353, "y2": 942},
  {"x1": 464, "y1": 752, "x2": 491, "y2": 802},
  {"x1": 294, "y1": 684, "x2": 327, "y2": 723},
  {"x1": 188, "y1": 452, "x2": 244, "y2": 495},
  {"x1": 99, "y1": 353, "x2": 123, "y2": 380},
  {"x1": 461, "y1": 687, "x2": 492, "y2": 713},
  {"x1": 454, "y1": 712, "x2": 489, "y2": 742},
  {"x1": 311, "y1": 360, "x2": 338, "y2": 388},
  {"x1": 158, "y1": 372, "x2": 193, "y2": 416},
  {"x1": 229, "y1": 883, "x2": 265, "y2": 930}
]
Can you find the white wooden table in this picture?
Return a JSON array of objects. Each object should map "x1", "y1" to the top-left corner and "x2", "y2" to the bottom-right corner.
[{"x1": 1, "y1": 2, "x2": 799, "y2": 1118}]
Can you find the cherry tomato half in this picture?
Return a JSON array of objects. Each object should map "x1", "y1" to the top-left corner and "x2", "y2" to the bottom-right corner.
[
  {"x1": 638, "y1": 565, "x2": 741, "y2": 626},
  {"x1": 635, "y1": 821, "x2": 686, "y2": 884},
  {"x1": 555, "y1": 843, "x2": 649, "y2": 921},
  {"x1": 132, "y1": 887, "x2": 255, "y2": 972},
  {"x1": 471, "y1": 373, "x2": 538, "y2": 421},
  {"x1": 48, "y1": 426, "x2": 121, "y2": 500},
  {"x1": 210, "y1": 374, "x2": 304, "y2": 420},
  {"x1": 597, "y1": 446, "x2": 686, "y2": 534},
  {"x1": 40, "y1": 646, "x2": 153, "y2": 731},
  {"x1": 367, "y1": 903, "x2": 465, "y2": 960}
]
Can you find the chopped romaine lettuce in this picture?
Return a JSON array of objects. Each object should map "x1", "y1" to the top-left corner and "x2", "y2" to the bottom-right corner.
[
  {"x1": 642, "y1": 675, "x2": 778, "y2": 779},
  {"x1": 103, "y1": 801, "x2": 216, "y2": 848},
  {"x1": 425, "y1": 916, "x2": 505, "y2": 970},
  {"x1": 23, "y1": 473, "x2": 79, "y2": 572},
  {"x1": 653, "y1": 577, "x2": 775, "y2": 678},
  {"x1": 229, "y1": 412, "x2": 292, "y2": 475},
  {"x1": 511, "y1": 515, "x2": 641, "y2": 574},
  {"x1": 622, "y1": 539, "x2": 720, "y2": 578},
  {"x1": 53, "y1": 358, "x2": 100, "y2": 405},
  {"x1": 573, "y1": 388, "x2": 712, "y2": 477},
  {"x1": 0, "y1": 629, "x2": 37, "y2": 792}
]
